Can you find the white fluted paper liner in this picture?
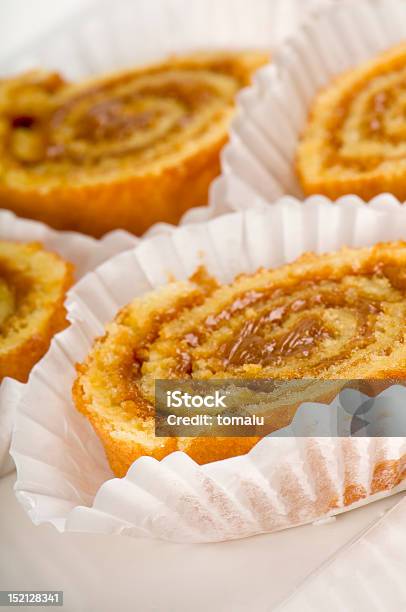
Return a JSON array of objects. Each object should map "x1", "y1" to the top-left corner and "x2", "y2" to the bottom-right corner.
[
  {"x1": 0, "y1": 0, "x2": 329, "y2": 78},
  {"x1": 0, "y1": 209, "x2": 138, "y2": 477},
  {"x1": 202, "y1": 0, "x2": 406, "y2": 219},
  {"x1": 11, "y1": 196, "x2": 406, "y2": 543}
]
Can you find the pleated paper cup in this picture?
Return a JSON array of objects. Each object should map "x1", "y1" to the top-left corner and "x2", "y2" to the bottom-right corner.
[
  {"x1": 0, "y1": 210, "x2": 137, "y2": 477},
  {"x1": 0, "y1": 0, "x2": 328, "y2": 78},
  {"x1": 11, "y1": 195, "x2": 406, "y2": 543},
  {"x1": 204, "y1": 0, "x2": 406, "y2": 219}
]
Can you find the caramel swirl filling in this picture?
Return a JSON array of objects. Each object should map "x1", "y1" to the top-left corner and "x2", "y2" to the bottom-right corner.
[
  {"x1": 0, "y1": 241, "x2": 72, "y2": 382},
  {"x1": 0, "y1": 53, "x2": 266, "y2": 185},
  {"x1": 155, "y1": 279, "x2": 387, "y2": 380},
  {"x1": 0, "y1": 278, "x2": 15, "y2": 329},
  {"x1": 297, "y1": 43, "x2": 406, "y2": 200},
  {"x1": 73, "y1": 242, "x2": 406, "y2": 475},
  {"x1": 0, "y1": 258, "x2": 38, "y2": 338},
  {"x1": 77, "y1": 243, "x2": 406, "y2": 419}
]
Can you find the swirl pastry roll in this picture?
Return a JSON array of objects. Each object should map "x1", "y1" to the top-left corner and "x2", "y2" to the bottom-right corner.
[
  {"x1": 0, "y1": 52, "x2": 268, "y2": 237},
  {"x1": 297, "y1": 43, "x2": 406, "y2": 201},
  {"x1": 0, "y1": 241, "x2": 73, "y2": 382},
  {"x1": 74, "y1": 242, "x2": 406, "y2": 477}
]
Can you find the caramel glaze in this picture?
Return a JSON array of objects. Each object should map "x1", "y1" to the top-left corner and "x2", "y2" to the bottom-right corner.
[
  {"x1": 226, "y1": 315, "x2": 330, "y2": 367},
  {"x1": 125, "y1": 253, "x2": 406, "y2": 395},
  {"x1": 72, "y1": 100, "x2": 156, "y2": 142},
  {"x1": 171, "y1": 278, "x2": 386, "y2": 376},
  {"x1": 223, "y1": 291, "x2": 379, "y2": 372},
  {"x1": 48, "y1": 78, "x2": 220, "y2": 159},
  {"x1": 6, "y1": 63, "x2": 246, "y2": 166},
  {"x1": 130, "y1": 281, "x2": 387, "y2": 380}
]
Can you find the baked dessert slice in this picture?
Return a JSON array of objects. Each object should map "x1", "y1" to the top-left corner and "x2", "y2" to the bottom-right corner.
[
  {"x1": 297, "y1": 43, "x2": 406, "y2": 201},
  {"x1": 0, "y1": 241, "x2": 73, "y2": 382},
  {"x1": 0, "y1": 51, "x2": 268, "y2": 237},
  {"x1": 74, "y1": 242, "x2": 406, "y2": 477}
]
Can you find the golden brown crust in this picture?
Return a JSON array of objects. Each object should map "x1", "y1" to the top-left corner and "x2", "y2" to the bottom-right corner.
[
  {"x1": 0, "y1": 52, "x2": 268, "y2": 237},
  {"x1": 73, "y1": 379, "x2": 259, "y2": 478},
  {"x1": 0, "y1": 135, "x2": 224, "y2": 236},
  {"x1": 74, "y1": 242, "x2": 406, "y2": 479},
  {"x1": 297, "y1": 43, "x2": 406, "y2": 201},
  {"x1": 0, "y1": 241, "x2": 73, "y2": 382}
]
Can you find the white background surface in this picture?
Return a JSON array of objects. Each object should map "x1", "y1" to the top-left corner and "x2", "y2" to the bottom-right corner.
[
  {"x1": 1, "y1": 1, "x2": 405, "y2": 610},
  {"x1": 280, "y1": 496, "x2": 406, "y2": 611},
  {"x1": 1, "y1": 472, "x2": 404, "y2": 612},
  {"x1": 0, "y1": 0, "x2": 93, "y2": 60}
]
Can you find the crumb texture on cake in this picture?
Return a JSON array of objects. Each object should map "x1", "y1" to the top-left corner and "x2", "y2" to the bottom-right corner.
[
  {"x1": 297, "y1": 43, "x2": 406, "y2": 201},
  {"x1": 0, "y1": 241, "x2": 73, "y2": 382},
  {"x1": 74, "y1": 242, "x2": 406, "y2": 477},
  {"x1": 0, "y1": 51, "x2": 268, "y2": 237}
]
